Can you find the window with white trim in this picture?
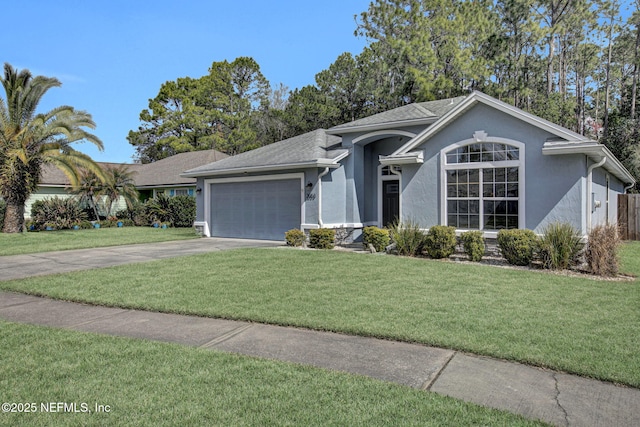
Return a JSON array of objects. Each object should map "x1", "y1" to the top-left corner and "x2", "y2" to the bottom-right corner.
[{"x1": 444, "y1": 142, "x2": 521, "y2": 230}]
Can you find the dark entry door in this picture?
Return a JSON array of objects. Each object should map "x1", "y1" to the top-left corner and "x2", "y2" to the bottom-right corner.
[{"x1": 382, "y1": 180, "x2": 400, "y2": 227}]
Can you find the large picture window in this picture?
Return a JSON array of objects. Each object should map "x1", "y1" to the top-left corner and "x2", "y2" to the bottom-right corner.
[{"x1": 443, "y1": 139, "x2": 523, "y2": 231}]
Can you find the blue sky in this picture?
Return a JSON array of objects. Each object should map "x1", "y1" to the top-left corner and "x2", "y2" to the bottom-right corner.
[{"x1": 2, "y1": 1, "x2": 371, "y2": 163}]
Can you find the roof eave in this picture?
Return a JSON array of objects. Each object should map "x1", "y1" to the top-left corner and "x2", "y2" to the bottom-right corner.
[
  {"x1": 181, "y1": 159, "x2": 342, "y2": 178},
  {"x1": 379, "y1": 151, "x2": 424, "y2": 165},
  {"x1": 327, "y1": 117, "x2": 438, "y2": 135},
  {"x1": 543, "y1": 142, "x2": 636, "y2": 184},
  {"x1": 135, "y1": 182, "x2": 195, "y2": 189},
  {"x1": 392, "y1": 91, "x2": 591, "y2": 156}
]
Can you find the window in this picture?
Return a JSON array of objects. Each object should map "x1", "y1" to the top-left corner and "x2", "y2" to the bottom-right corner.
[
  {"x1": 381, "y1": 165, "x2": 401, "y2": 176},
  {"x1": 170, "y1": 189, "x2": 189, "y2": 197},
  {"x1": 443, "y1": 141, "x2": 522, "y2": 231}
]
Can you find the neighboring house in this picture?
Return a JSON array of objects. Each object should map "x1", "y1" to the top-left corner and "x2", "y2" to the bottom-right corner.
[
  {"x1": 183, "y1": 91, "x2": 635, "y2": 241},
  {"x1": 134, "y1": 149, "x2": 228, "y2": 200},
  {"x1": 25, "y1": 149, "x2": 227, "y2": 218}
]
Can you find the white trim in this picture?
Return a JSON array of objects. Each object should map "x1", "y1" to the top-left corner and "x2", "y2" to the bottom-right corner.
[
  {"x1": 327, "y1": 117, "x2": 439, "y2": 135},
  {"x1": 203, "y1": 173, "x2": 305, "y2": 238},
  {"x1": 193, "y1": 221, "x2": 210, "y2": 237},
  {"x1": 317, "y1": 167, "x2": 330, "y2": 227},
  {"x1": 182, "y1": 159, "x2": 341, "y2": 178},
  {"x1": 136, "y1": 183, "x2": 196, "y2": 190},
  {"x1": 317, "y1": 223, "x2": 365, "y2": 229},
  {"x1": 37, "y1": 184, "x2": 68, "y2": 188},
  {"x1": 587, "y1": 157, "x2": 606, "y2": 232},
  {"x1": 377, "y1": 165, "x2": 402, "y2": 227},
  {"x1": 352, "y1": 129, "x2": 417, "y2": 144},
  {"x1": 439, "y1": 134, "x2": 526, "y2": 231},
  {"x1": 606, "y1": 173, "x2": 610, "y2": 225},
  {"x1": 379, "y1": 151, "x2": 424, "y2": 165}
]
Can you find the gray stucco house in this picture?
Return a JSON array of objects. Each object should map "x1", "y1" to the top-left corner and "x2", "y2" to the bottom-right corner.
[{"x1": 182, "y1": 91, "x2": 635, "y2": 241}]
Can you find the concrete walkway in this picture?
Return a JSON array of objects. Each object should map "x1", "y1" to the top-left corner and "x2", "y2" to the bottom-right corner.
[{"x1": 1, "y1": 239, "x2": 639, "y2": 426}]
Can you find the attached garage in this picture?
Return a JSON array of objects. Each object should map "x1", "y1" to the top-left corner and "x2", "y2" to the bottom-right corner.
[{"x1": 207, "y1": 175, "x2": 303, "y2": 240}]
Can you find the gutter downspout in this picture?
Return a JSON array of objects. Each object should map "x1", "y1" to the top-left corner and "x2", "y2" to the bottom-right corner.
[
  {"x1": 625, "y1": 182, "x2": 635, "y2": 193},
  {"x1": 317, "y1": 167, "x2": 330, "y2": 228},
  {"x1": 587, "y1": 157, "x2": 606, "y2": 232}
]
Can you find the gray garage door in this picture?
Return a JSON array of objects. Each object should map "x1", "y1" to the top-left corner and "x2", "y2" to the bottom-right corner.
[{"x1": 210, "y1": 179, "x2": 301, "y2": 240}]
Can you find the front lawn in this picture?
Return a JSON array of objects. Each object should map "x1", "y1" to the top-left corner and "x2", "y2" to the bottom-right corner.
[
  {"x1": 0, "y1": 321, "x2": 542, "y2": 426},
  {"x1": 0, "y1": 227, "x2": 199, "y2": 256},
  {"x1": 2, "y1": 243, "x2": 639, "y2": 388}
]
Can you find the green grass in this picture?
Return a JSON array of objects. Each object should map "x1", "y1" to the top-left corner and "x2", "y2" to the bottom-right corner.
[
  {"x1": 0, "y1": 321, "x2": 543, "y2": 426},
  {"x1": 2, "y1": 244, "x2": 639, "y2": 388},
  {"x1": 0, "y1": 227, "x2": 199, "y2": 256}
]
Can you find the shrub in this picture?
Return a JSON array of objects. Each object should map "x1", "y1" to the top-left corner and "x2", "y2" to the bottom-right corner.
[
  {"x1": 30, "y1": 197, "x2": 87, "y2": 230},
  {"x1": 145, "y1": 194, "x2": 195, "y2": 228},
  {"x1": 308, "y1": 228, "x2": 335, "y2": 249},
  {"x1": 362, "y1": 226, "x2": 390, "y2": 252},
  {"x1": 170, "y1": 195, "x2": 196, "y2": 227},
  {"x1": 129, "y1": 203, "x2": 151, "y2": 226},
  {"x1": 285, "y1": 229, "x2": 306, "y2": 247},
  {"x1": 78, "y1": 220, "x2": 93, "y2": 229},
  {"x1": 586, "y1": 224, "x2": 620, "y2": 277},
  {"x1": 423, "y1": 225, "x2": 457, "y2": 259},
  {"x1": 497, "y1": 229, "x2": 539, "y2": 266},
  {"x1": 460, "y1": 231, "x2": 485, "y2": 262},
  {"x1": 146, "y1": 194, "x2": 173, "y2": 225},
  {"x1": 389, "y1": 221, "x2": 426, "y2": 256},
  {"x1": 538, "y1": 223, "x2": 584, "y2": 270}
]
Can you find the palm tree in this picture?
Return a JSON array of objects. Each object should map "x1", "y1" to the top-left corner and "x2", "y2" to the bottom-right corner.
[
  {"x1": 0, "y1": 63, "x2": 103, "y2": 232},
  {"x1": 101, "y1": 164, "x2": 138, "y2": 216},
  {"x1": 69, "y1": 169, "x2": 104, "y2": 221}
]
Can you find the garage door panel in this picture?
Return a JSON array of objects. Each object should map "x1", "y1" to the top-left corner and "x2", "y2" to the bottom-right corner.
[{"x1": 210, "y1": 179, "x2": 301, "y2": 240}]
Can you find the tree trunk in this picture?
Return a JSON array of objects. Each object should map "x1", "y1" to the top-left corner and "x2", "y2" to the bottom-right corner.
[
  {"x1": 631, "y1": 19, "x2": 640, "y2": 119},
  {"x1": 2, "y1": 201, "x2": 25, "y2": 233},
  {"x1": 604, "y1": 14, "x2": 614, "y2": 137},
  {"x1": 547, "y1": 36, "x2": 556, "y2": 94}
]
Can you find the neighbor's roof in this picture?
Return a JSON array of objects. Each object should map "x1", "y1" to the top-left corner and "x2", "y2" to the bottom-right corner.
[
  {"x1": 327, "y1": 96, "x2": 467, "y2": 134},
  {"x1": 182, "y1": 129, "x2": 347, "y2": 177},
  {"x1": 135, "y1": 149, "x2": 228, "y2": 187},
  {"x1": 39, "y1": 162, "x2": 135, "y2": 186},
  {"x1": 39, "y1": 149, "x2": 228, "y2": 188}
]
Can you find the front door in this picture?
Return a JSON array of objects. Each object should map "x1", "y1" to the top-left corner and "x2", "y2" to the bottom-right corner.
[{"x1": 382, "y1": 180, "x2": 400, "y2": 227}]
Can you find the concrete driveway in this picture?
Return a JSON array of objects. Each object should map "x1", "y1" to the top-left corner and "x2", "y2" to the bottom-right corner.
[{"x1": 0, "y1": 237, "x2": 281, "y2": 281}]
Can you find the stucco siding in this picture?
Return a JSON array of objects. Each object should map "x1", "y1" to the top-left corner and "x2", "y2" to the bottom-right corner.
[
  {"x1": 403, "y1": 103, "x2": 591, "y2": 233},
  {"x1": 362, "y1": 137, "x2": 407, "y2": 224},
  {"x1": 591, "y1": 166, "x2": 624, "y2": 228},
  {"x1": 526, "y1": 155, "x2": 584, "y2": 233},
  {"x1": 401, "y1": 159, "x2": 440, "y2": 226},
  {"x1": 319, "y1": 166, "x2": 347, "y2": 226}
]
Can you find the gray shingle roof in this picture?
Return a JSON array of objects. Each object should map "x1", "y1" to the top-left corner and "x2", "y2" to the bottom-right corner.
[
  {"x1": 329, "y1": 96, "x2": 467, "y2": 132},
  {"x1": 40, "y1": 162, "x2": 138, "y2": 186},
  {"x1": 135, "y1": 149, "x2": 227, "y2": 187},
  {"x1": 39, "y1": 149, "x2": 227, "y2": 188},
  {"x1": 183, "y1": 129, "x2": 345, "y2": 176}
]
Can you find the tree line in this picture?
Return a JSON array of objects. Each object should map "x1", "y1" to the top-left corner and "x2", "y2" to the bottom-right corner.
[{"x1": 125, "y1": 0, "x2": 638, "y2": 185}]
